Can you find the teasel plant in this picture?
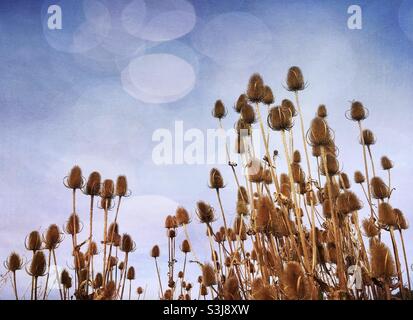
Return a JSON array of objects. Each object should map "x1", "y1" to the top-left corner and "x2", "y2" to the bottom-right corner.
[{"x1": 4, "y1": 252, "x2": 24, "y2": 300}]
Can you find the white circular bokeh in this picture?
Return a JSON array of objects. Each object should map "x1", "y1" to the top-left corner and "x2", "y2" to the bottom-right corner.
[
  {"x1": 121, "y1": 0, "x2": 196, "y2": 41},
  {"x1": 121, "y1": 53, "x2": 196, "y2": 103}
]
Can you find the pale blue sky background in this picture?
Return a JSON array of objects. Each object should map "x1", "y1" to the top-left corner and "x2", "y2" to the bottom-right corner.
[{"x1": 0, "y1": 0, "x2": 412, "y2": 299}]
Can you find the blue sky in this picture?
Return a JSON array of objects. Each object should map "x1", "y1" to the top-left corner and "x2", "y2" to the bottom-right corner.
[{"x1": 0, "y1": 0, "x2": 413, "y2": 299}]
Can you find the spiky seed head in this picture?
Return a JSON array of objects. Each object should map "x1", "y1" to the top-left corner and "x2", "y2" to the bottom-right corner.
[
  {"x1": 280, "y1": 261, "x2": 310, "y2": 300},
  {"x1": 241, "y1": 103, "x2": 256, "y2": 124},
  {"x1": 44, "y1": 224, "x2": 61, "y2": 250},
  {"x1": 118, "y1": 262, "x2": 125, "y2": 270},
  {"x1": 360, "y1": 129, "x2": 376, "y2": 146},
  {"x1": 120, "y1": 233, "x2": 135, "y2": 253},
  {"x1": 94, "y1": 273, "x2": 103, "y2": 288},
  {"x1": 196, "y1": 201, "x2": 215, "y2": 224},
  {"x1": 291, "y1": 162, "x2": 304, "y2": 184},
  {"x1": 339, "y1": 172, "x2": 351, "y2": 189},
  {"x1": 168, "y1": 229, "x2": 176, "y2": 238},
  {"x1": 235, "y1": 94, "x2": 247, "y2": 113},
  {"x1": 350, "y1": 101, "x2": 367, "y2": 121},
  {"x1": 127, "y1": 266, "x2": 135, "y2": 280},
  {"x1": 175, "y1": 206, "x2": 190, "y2": 225},
  {"x1": 107, "y1": 222, "x2": 119, "y2": 239},
  {"x1": 60, "y1": 269, "x2": 71, "y2": 288},
  {"x1": 393, "y1": 209, "x2": 408, "y2": 230},
  {"x1": 165, "y1": 215, "x2": 176, "y2": 229},
  {"x1": 281, "y1": 99, "x2": 297, "y2": 117},
  {"x1": 102, "y1": 280, "x2": 116, "y2": 300},
  {"x1": 237, "y1": 186, "x2": 249, "y2": 203},
  {"x1": 26, "y1": 231, "x2": 42, "y2": 252},
  {"x1": 336, "y1": 191, "x2": 362, "y2": 215},
  {"x1": 362, "y1": 218, "x2": 379, "y2": 238},
  {"x1": 370, "y1": 176, "x2": 389, "y2": 200},
  {"x1": 137, "y1": 287, "x2": 143, "y2": 294},
  {"x1": 309, "y1": 117, "x2": 331, "y2": 146},
  {"x1": 202, "y1": 263, "x2": 217, "y2": 287},
  {"x1": 151, "y1": 245, "x2": 160, "y2": 258},
  {"x1": 312, "y1": 145, "x2": 321, "y2": 157},
  {"x1": 354, "y1": 171, "x2": 365, "y2": 184},
  {"x1": 320, "y1": 153, "x2": 339, "y2": 176},
  {"x1": 256, "y1": 196, "x2": 273, "y2": 232},
  {"x1": 317, "y1": 104, "x2": 327, "y2": 118},
  {"x1": 88, "y1": 241, "x2": 98, "y2": 256},
  {"x1": 65, "y1": 213, "x2": 80, "y2": 235},
  {"x1": 286, "y1": 66, "x2": 305, "y2": 91},
  {"x1": 115, "y1": 175, "x2": 128, "y2": 197},
  {"x1": 223, "y1": 275, "x2": 241, "y2": 300},
  {"x1": 67, "y1": 165, "x2": 83, "y2": 189},
  {"x1": 247, "y1": 73, "x2": 265, "y2": 102},
  {"x1": 322, "y1": 200, "x2": 332, "y2": 219},
  {"x1": 209, "y1": 168, "x2": 224, "y2": 189},
  {"x1": 370, "y1": 239, "x2": 395, "y2": 279},
  {"x1": 6, "y1": 252, "x2": 23, "y2": 272},
  {"x1": 73, "y1": 251, "x2": 85, "y2": 270},
  {"x1": 200, "y1": 284, "x2": 208, "y2": 296},
  {"x1": 293, "y1": 150, "x2": 301, "y2": 163},
  {"x1": 181, "y1": 239, "x2": 191, "y2": 253},
  {"x1": 212, "y1": 100, "x2": 227, "y2": 119},
  {"x1": 85, "y1": 171, "x2": 101, "y2": 196},
  {"x1": 247, "y1": 158, "x2": 264, "y2": 183},
  {"x1": 262, "y1": 85, "x2": 274, "y2": 105},
  {"x1": 378, "y1": 202, "x2": 397, "y2": 226},
  {"x1": 29, "y1": 251, "x2": 46, "y2": 277},
  {"x1": 381, "y1": 156, "x2": 393, "y2": 170},
  {"x1": 268, "y1": 106, "x2": 293, "y2": 131},
  {"x1": 101, "y1": 179, "x2": 114, "y2": 199},
  {"x1": 263, "y1": 169, "x2": 273, "y2": 184}
]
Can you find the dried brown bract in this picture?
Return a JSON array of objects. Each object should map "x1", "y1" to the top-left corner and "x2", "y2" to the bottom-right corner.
[{"x1": 286, "y1": 66, "x2": 305, "y2": 91}]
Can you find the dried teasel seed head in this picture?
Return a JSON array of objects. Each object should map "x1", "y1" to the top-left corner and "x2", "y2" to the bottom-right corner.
[
  {"x1": 354, "y1": 170, "x2": 365, "y2": 184},
  {"x1": 393, "y1": 208, "x2": 408, "y2": 230},
  {"x1": 381, "y1": 156, "x2": 393, "y2": 170},
  {"x1": 178, "y1": 271, "x2": 184, "y2": 279},
  {"x1": 286, "y1": 66, "x2": 305, "y2": 91},
  {"x1": 349, "y1": 101, "x2": 367, "y2": 121},
  {"x1": 235, "y1": 118, "x2": 251, "y2": 136},
  {"x1": 336, "y1": 191, "x2": 362, "y2": 215},
  {"x1": 100, "y1": 197, "x2": 112, "y2": 210},
  {"x1": 293, "y1": 150, "x2": 301, "y2": 163},
  {"x1": 235, "y1": 94, "x2": 247, "y2": 113},
  {"x1": 309, "y1": 117, "x2": 331, "y2": 146},
  {"x1": 175, "y1": 206, "x2": 190, "y2": 226},
  {"x1": 101, "y1": 179, "x2": 114, "y2": 199},
  {"x1": 115, "y1": 175, "x2": 128, "y2": 197},
  {"x1": 267, "y1": 106, "x2": 293, "y2": 131},
  {"x1": 120, "y1": 233, "x2": 135, "y2": 253},
  {"x1": 164, "y1": 289, "x2": 173, "y2": 300},
  {"x1": 85, "y1": 171, "x2": 101, "y2": 196},
  {"x1": 360, "y1": 129, "x2": 376, "y2": 146},
  {"x1": 240, "y1": 103, "x2": 256, "y2": 124},
  {"x1": 370, "y1": 176, "x2": 389, "y2": 200},
  {"x1": 312, "y1": 145, "x2": 321, "y2": 157},
  {"x1": 118, "y1": 261, "x2": 125, "y2": 270},
  {"x1": 6, "y1": 252, "x2": 23, "y2": 272},
  {"x1": 29, "y1": 250, "x2": 46, "y2": 277},
  {"x1": 281, "y1": 99, "x2": 297, "y2": 117},
  {"x1": 202, "y1": 263, "x2": 217, "y2": 287},
  {"x1": 186, "y1": 283, "x2": 192, "y2": 291},
  {"x1": 151, "y1": 245, "x2": 160, "y2": 258},
  {"x1": 322, "y1": 199, "x2": 332, "y2": 219},
  {"x1": 247, "y1": 73, "x2": 265, "y2": 102},
  {"x1": 362, "y1": 218, "x2": 379, "y2": 238},
  {"x1": 196, "y1": 201, "x2": 215, "y2": 224},
  {"x1": 280, "y1": 183, "x2": 291, "y2": 199},
  {"x1": 88, "y1": 241, "x2": 98, "y2": 256},
  {"x1": 251, "y1": 278, "x2": 276, "y2": 300},
  {"x1": 168, "y1": 229, "x2": 176, "y2": 238},
  {"x1": 339, "y1": 172, "x2": 351, "y2": 189},
  {"x1": 44, "y1": 224, "x2": 62, "y2": 250},
  {"x1": 262, "y1": 85, "x2": 275, "y2": 105},
  {"x1": 137, "y1": 287, "x2": 143, "y2": 295},
  {"x1": 280, "y1": 261, "x2": 311, "y2": 300},
  {"x1": 102, "y1": 280, "x2": 116, "y2": 300},
  {"x1": 181, "y1": 239, "x2": 191, "y2": 253},
  {"x1": 127, "y1": 266, "x2": 135, "y2": 280},
  {"x1": 66, "y1": 165, "x2": 83, "y2": 189},
  {"x1": 60, "y1": 269, "x2": 71, "y2": 288},
  {"x1": 209, "y1": 168, "x2": 224, "y2": 189},
  {"x1": 237, "y1": 186, "x2": 249, "y2": 203},
  {"x1": 94, "y1": 272, "x2": 103, "y2": 288},
  {"x1": 65, "y1": 213, "x2": 81, "y2": 235},
  {"x1": 378, "y1": 202, "x2": 397, "y2": 226},
  {"x1": 107, "y1": 222, "x2": 119, "y2": 239},
  {"x1": 291, "y1": 162, "x2": 304, "y2": 183},
  {"x1": 73, "y1": 251, "x2": 85, "y2": 270},
  {"x1": 317, "y1": 104, "x2": 327, "y2": 118},
  {"x1": 236, "y1": 199, "x2": 249, "y2": 217},
  {"x1": 263, "y1": 169, "x2": 273, "y2": 185},
  {"x1": 200, "y1": 284, "x2": 208, "y2": 296},
  {"x1": 212, "y1": 99, "x2": 227, "y2": 119},
  {"x1": 256, "y1": 196, "x2": 273, "y2": 232},
  {"x1": 224, "y1": 275, "x2": 241, "y2": 300},
  {"x1": 370, "y1": 239, "x2": 395, "y2": 279},
  {"x1": 320, "y1": 153, "x2": 339, "y2": 176},
  {"x1": 279, "y1": 173, "x2": 289, "y2": 185},
  {"x1": 26, "y1": 230, "x2": 42, "y2": 252},
  {"x1": 164, "y1": 215, "x2": 176, "y2": 229}
]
